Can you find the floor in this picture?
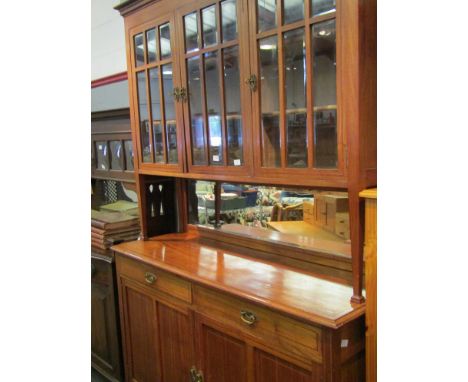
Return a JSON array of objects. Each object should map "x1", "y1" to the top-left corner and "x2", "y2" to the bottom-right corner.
[{"x1": 91, "y1": 368, "x2": 110, "y2": 382}]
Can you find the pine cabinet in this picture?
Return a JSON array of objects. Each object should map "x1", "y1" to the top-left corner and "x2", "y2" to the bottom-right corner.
[{"x1": 120, "y1": 0, "x2": 376, "y2": 189}]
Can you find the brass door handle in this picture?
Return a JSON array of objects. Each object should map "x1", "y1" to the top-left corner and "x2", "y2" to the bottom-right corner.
[
  {"x1": 144, "y1": 272, "x2": 157, "y2": 284},
  {"x1": 190, "y1": 367, "x2": 203, "y2": 382},
  {"x1": 173, "y1": 87, "x2": 181, "y2": 102},
  {"x1": 179, "y1": 87, "x2": 188, "y2": 102},
  {"x1": 245, "y1": 74, "x2": 257, "y2": 91},
  {"x1": 240, "y1": 310, "x2": 256, "y2": 326}
]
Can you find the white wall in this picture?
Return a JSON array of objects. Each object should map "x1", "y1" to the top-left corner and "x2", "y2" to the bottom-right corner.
[{"x1": 91, "y1": 0, "x2": 127, "y2": 80}]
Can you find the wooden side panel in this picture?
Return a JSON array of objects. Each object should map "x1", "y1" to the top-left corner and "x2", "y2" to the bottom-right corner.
[
  {"x1": 340, "y1": 352, "x2": 365, "y2": 382},
  {"x1": 199, "y1": 322, "x2": 248, "y2": 382},
  {"x1": 254, "y1": 349, "x2": 320, "y2": 382},
  {"x1": 123, "y1": 286, "x2": 161, "y2": 382},
  {"x1": 157, "y1": 303, "x2": 194, "y2": 382},
  {"x1": 364, "y1": 196, "x2": 377, "y2": 382}
]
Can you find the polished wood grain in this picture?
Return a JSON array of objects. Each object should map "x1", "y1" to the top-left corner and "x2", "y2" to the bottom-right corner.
[
  {"x1": 157, "y1": 302, "x2": 195, "y2": 382},
  {"x1": 193, "y1": 284, "x2": 323, "y2": 365},
  {"x1": 254, "y1": 349, "x2": 316, "y2": 382},
  {"x1": 361, "y1": 187, "x2": 377, "y2": 382},
  {"x1": 120, "y1": 281, "x2": 161, "y2": 382},
  {"x1": 198, "y1": 224, "x2": 353, "y2": 283},
  {"x1": 118, "y1": 253, "x2": 192, "y2": 303},
  {"x1": 196, "y1": 315, "x2": 248, "y2": 382},
  {"x1": 113, "y1": 235, "x2": 364, "y2": 329}
]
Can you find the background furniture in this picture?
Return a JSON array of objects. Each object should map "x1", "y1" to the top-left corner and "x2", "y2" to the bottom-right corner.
[{"x1": 91, "y1": 250, "x2": 124, "y2": 382}]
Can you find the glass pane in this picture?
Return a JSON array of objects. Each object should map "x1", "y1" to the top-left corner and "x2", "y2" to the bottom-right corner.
[
  {"x1": 257, "y1": 0, "x2": 277, "y2": 33},
  {"x1": 223, "y1": 46, "x2": 243, "y2": 166},
  {"x1": 159, "y1": 23, "x2": 171, "y2": 59},
  {"x1": 149, "y1": 68, "x2": 164, "y2": 163},
  {"x1": 134, "y1": 33, "x2": 144, "y2": 67},
  {"x1": 184, "y1": 12, "x2": 199, "y2": 53},
  {"x1": 96, "y1": 141, "x2": 109, "y2": 170},
  {"x1": 204, "y1": 51, "x2": 223, "y2": 165},
  {"x1": 284, "y1": 28, "x2": 307, "y2": 168},
  {"x1": 124, "y1": 140, "x2": 134, "y2": 171},
  {"x1": 221, "y1": 0, "x2": 238, "y2": 42},
  {"x1": 202, "y1": 5, "x2": 218, "y2": 47},
  {"x1": 152, "y1": 122, "x2": 164, "y2": 163},
  {"x1": 187, "y1": 57, "x2": 206, "y2": 165},
  {"x1": 136, "y1": 71, "x2": 151, "y2": 163},
  {"x1": 259, "y1": 36, "x2": 280, "y2": 167},
  {"x1": 312, "y1": 20, "x2": 337, "y2": 168},
  {"x1": 311, "y1": 0, "x2": 336, "y2": 17},
  {"x1": 146, "y1": 29, "x2": 157, "y2": 63},
  {"x1": 110, "y1": 141, "x2": 123, "y2": 170},
  {"x1": 284, "y1": 0, "x2": 304, "y2": 24},
  {"x1": 162, "y1": 64, "x2": 178, "y2": 164}
]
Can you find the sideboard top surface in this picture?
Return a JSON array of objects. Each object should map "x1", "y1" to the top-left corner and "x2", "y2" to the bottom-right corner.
[{"x1": 112, "y1": 233, "x2": 365, "y2": 328}]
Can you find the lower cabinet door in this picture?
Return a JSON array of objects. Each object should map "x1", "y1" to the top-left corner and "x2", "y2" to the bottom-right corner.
[
  {"x1": 120, "y1": 279, "x2": 195, "y2": 382},
  {"x1": 196, "y1": 316, "x2": 248, "y2": 382},
  {"x1": 254, "y1": 349, "x2": 319, "y2": 382},
  {"x1": 121, "y1": 284, "x2": 161, "y2": 382},
  {"x1": 157, "y1": 302, "x2": 194, "y2": 382}
]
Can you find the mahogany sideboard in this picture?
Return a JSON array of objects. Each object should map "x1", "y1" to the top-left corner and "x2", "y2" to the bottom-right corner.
[{"x1": 113, "y1": 234, "x2": 365, "y2": 382}]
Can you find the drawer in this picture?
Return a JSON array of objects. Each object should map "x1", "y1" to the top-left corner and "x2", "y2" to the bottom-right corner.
[
  {"x1": 335, "y1": 213, "x2": 350, "y2": 240},
  {"x1": 193, "y1": 285, "x2": 322, "y2": 364},
  {"x1": 117, "y1": 255, "x2": 192, "y2": 304}
]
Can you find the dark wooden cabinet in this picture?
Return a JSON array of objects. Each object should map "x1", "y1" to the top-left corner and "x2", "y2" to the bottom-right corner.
[{"x1": 91, "y1": 254, "x2": 124, "y2": 382}]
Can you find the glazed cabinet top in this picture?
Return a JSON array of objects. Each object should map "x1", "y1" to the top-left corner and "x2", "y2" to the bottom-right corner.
[
  {"x1": 112, "y1": 232, "x2": 365, "y2": 328},
  {"x1": 119, "y1": 0, "x2": 376, "y2": 189}
]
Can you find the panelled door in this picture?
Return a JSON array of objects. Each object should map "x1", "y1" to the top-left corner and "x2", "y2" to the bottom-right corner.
[
  {"x1": 129, "y1": 13, "x2": 186, "y2": 173},
  {"x1": 176, "y1": 0, "x2": 253, "y2": 176},
  {"x1": 193, "y1": 313, "x2": 322, "y2": 382},
  {"x1": 248, "y1": 0, "x2": 346, "y2": 183},
  {"x1": 119, "y1": 279, "x2": 195, "y2": 382}
]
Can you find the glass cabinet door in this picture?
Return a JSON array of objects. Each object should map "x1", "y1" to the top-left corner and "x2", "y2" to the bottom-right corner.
[
  {"x1": 178, "y1": 0, "x2": 251, "y2": 172},
  {"x1": 130, "y1": 17, "x2": 184, "y2": 171},
  {"x1": 250, "y1": 0, "x2": 340, "y2": 176}
]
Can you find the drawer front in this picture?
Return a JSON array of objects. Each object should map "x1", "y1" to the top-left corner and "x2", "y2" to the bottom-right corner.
[
  {"x1": 117, "y1": 255, "x2": 192, "y2": 303},
  {"x1": 335, "y1": 213, "x2": 350, "y2": 240},
  {"x1": 193, "y1": 285, "x2": 322, "y2": 364}
]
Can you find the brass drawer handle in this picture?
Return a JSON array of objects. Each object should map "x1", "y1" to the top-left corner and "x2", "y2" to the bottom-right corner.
[
  {"x1": 144, "y1": 272, "x2": 157, "y2": 284},
  {"x1": 240, "y1": 310, "x2": 256, "y2": 326}
]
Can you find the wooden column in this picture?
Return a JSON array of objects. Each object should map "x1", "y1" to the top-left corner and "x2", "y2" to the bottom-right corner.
[{"x1": 360, "y1": 188, "x2": 377, "y2": 382}]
